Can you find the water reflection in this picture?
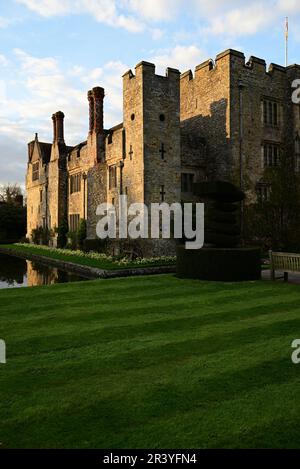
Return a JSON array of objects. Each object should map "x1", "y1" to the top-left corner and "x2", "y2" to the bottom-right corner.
[{"x1": 0, "y1": 253, "x2": 87, "y2": 289}]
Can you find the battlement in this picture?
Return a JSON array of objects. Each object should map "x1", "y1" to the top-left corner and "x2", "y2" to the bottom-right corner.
[
  {"x1": 180, "y1": 48, "x2": 291, "y2": 84},
  {"x1": 216, "y1": 49, "x2": 245, "y2": 62},
  {"x1": 123, "y1": 61, "x2": 180, "y2": 82}
]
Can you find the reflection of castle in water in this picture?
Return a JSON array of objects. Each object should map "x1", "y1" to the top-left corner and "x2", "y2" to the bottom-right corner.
[
  {"x1": 26, "y1": 261, "x2": 72, "y2": 286},
  {"x1": 0, "y1": 253, "x2": 86, "y2": 289},
  {"x1": 26, "y1": 261, "x2": 59, "y2": 286}
]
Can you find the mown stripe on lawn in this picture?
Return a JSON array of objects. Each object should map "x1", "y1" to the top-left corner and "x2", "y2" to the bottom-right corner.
[{"x1": 1, "y1": 276, "x2": 300, "y2": 448}]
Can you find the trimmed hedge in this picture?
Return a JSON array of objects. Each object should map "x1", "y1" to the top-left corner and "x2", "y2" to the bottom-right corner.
[
  {"x1": 177, "y1": 246, "x2": 261, "y2": 281},
  {"x1": 204, "y1": 232, "x2": 240, "y2": 248},
  {"x1": 193, "y1": 181, "x2": 245, "y2": 203},
  {"x1": 83, "y1": 238, "x2": 107, "y2": 253}
]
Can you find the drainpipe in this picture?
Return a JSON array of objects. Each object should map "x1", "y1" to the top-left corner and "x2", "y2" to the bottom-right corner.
[
  {"x1": 238, "y1": 80, "x2": 245, "y2": 189},
  {"x1": 45, "y1": 177, "x2": 48, "y2": 229},
  {"x1": 238, "y1": 80, "x2": 245, "y2": 241},
  {"x1": 82, "y1": 172, "x2": 87, "y2": 220},
  {"x1": 119, "y1": 161, "x2": 124, "y2": 195}
]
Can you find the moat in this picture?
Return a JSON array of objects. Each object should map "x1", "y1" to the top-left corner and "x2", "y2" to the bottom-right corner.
[{"x1": 0, "y1": 253, "x2": 88, "y2": 289}]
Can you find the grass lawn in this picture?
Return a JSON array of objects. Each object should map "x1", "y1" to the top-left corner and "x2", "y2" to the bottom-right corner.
[
  {"x1": 1, "y1": 244, "x2": 175, "y2": 271},
  {"x1": 1, "y1": 275, "x2": 300, "y2": 448}
]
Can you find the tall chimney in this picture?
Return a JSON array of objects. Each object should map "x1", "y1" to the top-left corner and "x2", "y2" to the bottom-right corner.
[
  {"x1": 55, "y1": 111, "x2": 65, "y2": 144},
  {"x1": 52, "y1": 114, "x2": 57, "y2": 143},
  {"x1": 87, "y1": 87, "x2": 105, "y2": 164},
  {"x1": 88, "y1": 90, "x2": 94, "y2": 134},
  {"x1": 92, "y1": 87, "x2": 105, "y2": 133}
]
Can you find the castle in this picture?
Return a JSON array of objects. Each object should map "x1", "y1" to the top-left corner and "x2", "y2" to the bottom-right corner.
[{"x1": 26, "y1": 49, "x2": 300, "y2": 255}]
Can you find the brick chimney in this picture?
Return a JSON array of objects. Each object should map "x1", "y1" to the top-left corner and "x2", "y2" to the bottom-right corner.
[
  {"x1": 88, "y1": 87, "x2": 105, "y2": 134},
  {"x1": 88, "y1": 90, "x2": 95, "y2": 134},
  {"x1": 55, "y1": 111, "x2": 65, "y2": 144},
  {"x1": 87, "y1": 87, "x2": 105, "y2": 163},
  {"x1": 52, "y1": 114, "x2": 57, "y2": 142}
]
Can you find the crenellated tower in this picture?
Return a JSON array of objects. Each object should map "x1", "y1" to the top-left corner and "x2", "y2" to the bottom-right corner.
[{"x1": 122, "y1": 62, "x2": 181, "y2": 207}]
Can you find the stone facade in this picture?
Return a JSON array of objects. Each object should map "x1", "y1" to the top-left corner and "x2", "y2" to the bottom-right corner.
[
  {"x1": 180, "y1": 49, "x2": 300, "y2": 202},
  {"x1": 26, "y1": 49, "x2": 300, "y2": 254}
]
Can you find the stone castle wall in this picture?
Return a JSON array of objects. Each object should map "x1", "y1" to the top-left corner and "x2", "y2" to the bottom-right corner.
[
  {"x1": 180, "y1": 49, "x2": 300, "y2": 202},
  {"x1": 26, "y1": 48, "x2": 300, "y2": 255},
  {"x1": 180, "y1": 50, "x2": 232, "y2": 181}
]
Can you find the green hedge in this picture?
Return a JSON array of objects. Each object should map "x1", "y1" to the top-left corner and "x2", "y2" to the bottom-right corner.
[{"x1": 177, "y1": 246, "x2": 261, "y2": 281}]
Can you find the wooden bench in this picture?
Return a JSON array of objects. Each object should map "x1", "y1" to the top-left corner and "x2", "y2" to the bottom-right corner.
[{"x1": 269, "y1": 250, "x2": 300, "y2": 282}]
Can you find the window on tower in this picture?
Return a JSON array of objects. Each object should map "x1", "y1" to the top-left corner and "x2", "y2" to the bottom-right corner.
[
  {"x1": 181, "y1": 173, "x2": 194, "y2": 193},
  {"x1": 69, "y1": 214, "x2": 80, "y2": 232},
  {"x1": 256, "y1": 183, "x2": 271, "y2": 203},
  {"x1": 32, "y1": 162, "x2": 39, "y2": 181},
  {"x1": 262, "y1": 143, "x2": 280, "y2": 168},
  {"x1": 109, "y1": 165, "x2": 117, "y2": 190},
  {"x1": 70, "y1": 173, "x2": 82, "y2": 194},
  {"x1": 262, "y1": 98, "x2": 279, "y2": 127}
]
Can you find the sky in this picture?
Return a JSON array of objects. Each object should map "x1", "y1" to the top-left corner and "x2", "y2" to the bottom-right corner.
[{"x1": 1, "y1": 0, "x2": 300, "y2": 186}]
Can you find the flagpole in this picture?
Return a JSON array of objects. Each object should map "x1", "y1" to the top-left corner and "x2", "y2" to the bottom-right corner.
[{"x1": 285, "y1": 17, "x2": 289, "y2": 67}]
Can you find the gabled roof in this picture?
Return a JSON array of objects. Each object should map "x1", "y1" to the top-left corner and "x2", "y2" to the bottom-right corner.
[{"x1": 28, "y1": 139, "x2": 52, "y2": 164}]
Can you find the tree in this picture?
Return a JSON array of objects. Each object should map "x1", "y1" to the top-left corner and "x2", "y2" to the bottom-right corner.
[
  {"x1": 243, "y1": 148, "x2": 300, "y2": 252},
  {"x1": 0, "y1": 203, "x2": 26, "y2": 243},
  {"x1": 0, "y1": 184, "x2": 23, "y2": 204},
  {"x1": 0, "y1": 183, "x2": 26, "y2": 243}
]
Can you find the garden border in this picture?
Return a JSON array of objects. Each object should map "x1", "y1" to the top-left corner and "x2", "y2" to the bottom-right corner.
[{"x1": 0, "y1": 246, "x2": 176, "y2": 280}]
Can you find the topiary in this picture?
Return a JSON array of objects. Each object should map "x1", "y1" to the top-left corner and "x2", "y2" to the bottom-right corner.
[
  {"x1": 77, "y1": 219, "x2": 87, "y2": 250},
  {"x1": 57, "y1": 217, "x2": 68, "y2": 248}
]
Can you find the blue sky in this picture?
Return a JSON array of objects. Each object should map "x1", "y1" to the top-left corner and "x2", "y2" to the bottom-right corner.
[{"x1": 0, "y1": 0, "x2": 300, "y2": 185}]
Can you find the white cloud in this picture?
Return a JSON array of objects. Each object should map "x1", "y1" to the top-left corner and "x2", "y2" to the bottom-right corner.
[
  {"x1": 204, "y1": 3, "x2": 274, "y2": 38},
  {"x1": 17, "y1": 0, "x2": 143, "y2": 32},
  {"x1": 150, "y1": 45, "x2": 206, "y2": 74},
  {"x1": 126, "y1": 0, "x2": 181, "y2": 22},
  {"x1": 16, "y1": 0, "x2": 71, "y2": 16},
  {"x1": 277, "y1": 0, "x2": 300, "y2": 13},
  {"x1": 0, "y1": 49, "x2": 127, "y2": 143},
  {"x1": 16, "y1": 0, "x2": 294, "y2": 40},
  {"x1": 13, "y1": 48, "x2": 58, "y2": 74},
  {"x1": 0, "y1": 48, "x2": 131, "y2": 183}
]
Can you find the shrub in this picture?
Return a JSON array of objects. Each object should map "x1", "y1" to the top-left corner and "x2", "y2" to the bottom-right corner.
[
  {"x1": 176, "y1": 245, "x2": 261, "y2": 281},
  {"x1": 67, "y1": 231, "x2": 78, "y2": 250},
  {"x1": 57, "y1": 217, "x2": 68, "y2": 249},
  {"x1": 83, "y1": 238, "x2": 107, "y2": 253},
  {"x1": 77, "y1": 219, "x2": 87, "y2": 250},
  {"x1": 31, "y1": 227, "x2": 50, "y2": 246}
]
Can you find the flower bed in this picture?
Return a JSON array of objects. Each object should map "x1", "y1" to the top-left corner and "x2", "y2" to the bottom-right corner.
[{"x1": 10, "y1": 243, "x2": 176, "y2": 270}]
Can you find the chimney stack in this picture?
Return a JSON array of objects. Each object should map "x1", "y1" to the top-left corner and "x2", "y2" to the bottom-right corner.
[
  {"x1": 52, "y1": 114, "x2": 57, "y2": 143},
  {"x1": 88, "y1": 87, "x2": 105, "y2": 134},
  {"x1": 52, "y1": 111, "x2": 65, "y2": 144},
  {"x1": 88, "y1": 90, "x2": 94, "y2": 133},
  {"x1": 55, "y1": 111, "x2": 65, "y2": 144}
]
